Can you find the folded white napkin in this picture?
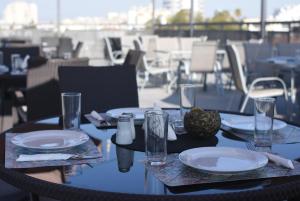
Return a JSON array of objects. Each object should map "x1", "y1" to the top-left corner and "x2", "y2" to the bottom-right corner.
[
  {"x1": 90, "y1": 110, "x2": 104, "y2": 121},
  {"x1": 167, "y1": 124, "x2": 177, "y2": 141},
  {"x1": 143, "y1": 106, "x2": 177, "y2": 141},
  {"x1": 17, "y1": 153, "x2": 102, "y2": 162},
  {"x1": 264, "y1": 152, "x2": 294, "y2": 169},
  {"x1": 17, "y1": 154, "x2": 74, "y2": 162}
]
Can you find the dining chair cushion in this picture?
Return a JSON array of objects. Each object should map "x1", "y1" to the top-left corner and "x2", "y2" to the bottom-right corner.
[{"x1": 58, "y1": 65, "x2": 139, "y2": 114}]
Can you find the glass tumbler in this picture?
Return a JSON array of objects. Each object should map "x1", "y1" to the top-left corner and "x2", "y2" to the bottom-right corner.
[
  {"x1": 61, "y1": 92, "x2": 81, "y2": 130},
  {"x1": 174, "y1": 84, "x2": 201, "y2": 133},
  {"x1": 0, "y1": 51, "x2": 3, "y2": 65},
  {"x1": 11, "y1": 54, "x2": 22, "y2": 74},
  {"x1": 254, "y1": 97, "x2": 275, "y2": 147},
  {"x1": 144, "y1": 110, "x2": 169, "y2": 165}
]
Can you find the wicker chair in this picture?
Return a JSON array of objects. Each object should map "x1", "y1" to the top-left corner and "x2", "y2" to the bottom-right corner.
[
  {"x1": 16, "y1": 58, "x2": 89, "y2": 122},
  {"x1": 58, "y1": 65, "x2": 139, "y2": 114}
]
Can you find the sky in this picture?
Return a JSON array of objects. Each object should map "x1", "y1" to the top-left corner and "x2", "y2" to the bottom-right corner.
[{"x1": 0, "y1": 0, "x2": 300, "y2": 22}]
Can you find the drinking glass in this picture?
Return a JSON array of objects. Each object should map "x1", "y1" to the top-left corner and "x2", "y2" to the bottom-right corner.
[
  {"x1": 0, "y1": 51, "x2": 3, "y2": 65},
  {"x1": 144, "y1": 110, "x2": 168, "y2": 165},
  {"x1": 254, "y1": 97, "x2": 275, "y2": 147},
  {"x1": 63, "y1": 52, "x2": 72, "y2": 59},
  {"x1": 61, "y1": 92, "x2": 81, "y2": 130},
  {"x1": 174, "y1": 84, "x2": 201, "y2": 133},
  {"x1": 11, "y1": 54, "x2": 22, "y2": 74},
  {"x1": 295, "y1": 49, "x2": 300, "y2": 60},
  {"x1": 116, "y1": 146, "x2": 134, "y2": 173}
]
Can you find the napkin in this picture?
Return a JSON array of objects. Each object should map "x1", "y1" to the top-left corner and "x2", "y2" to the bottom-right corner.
[
  {"x1": 17, "y1": 154, "x2": 74, "y2": 162},
  {"x1": 143, "y1": 106, "x2": 177, "y2": 141},
  {"x1": 90, "y1": 110, "x2": 104, "y2": 121},
  {"x1": 264, "y1": 152, "x2": 294, "y2": 169},
  {"x1": 16, "y1": 154, "x2": 102, "y2": 162}
]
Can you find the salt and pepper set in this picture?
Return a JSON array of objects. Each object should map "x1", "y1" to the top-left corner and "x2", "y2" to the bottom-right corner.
[{"x1": 116, "y1": 113, "x2": 136, "y2": 145}]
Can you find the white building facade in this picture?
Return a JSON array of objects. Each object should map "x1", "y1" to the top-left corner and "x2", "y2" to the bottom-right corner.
[
  {"x1": 3, "y1": 0, "x2": 38, "y2": 25},
  {"x1": 163, "y1": 0, "x2": 204, "y2": 14}
]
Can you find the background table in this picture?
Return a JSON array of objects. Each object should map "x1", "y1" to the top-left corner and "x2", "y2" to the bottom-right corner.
[
  {"x1": 0, "y1": 72, "x2": 26, "y2": 131},
  {"x1": 1, "y1": 112, "x2": 300, "y2": 201}
]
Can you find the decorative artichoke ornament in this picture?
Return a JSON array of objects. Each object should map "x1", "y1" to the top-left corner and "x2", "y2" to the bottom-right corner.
[{"x1": 184, "y1": 107, "x2": 221, "y2": 138}]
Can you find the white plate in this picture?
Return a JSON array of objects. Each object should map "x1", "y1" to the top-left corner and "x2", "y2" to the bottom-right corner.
[
  {"x1": 11, "y1": 130, "x2": 89, "y2": 150},
  {"x1": 0, "y1": 65, "x2": 9, "y2": 73},
  {"x1": 106, "y1": 107, "x2": 146, "y2": 120},
  {"x1": 221, "y1": 114, "x2": 287, "y2": 133},
  {"x1": 179, "y1": 147, "x2": 268, "y2": 174}
]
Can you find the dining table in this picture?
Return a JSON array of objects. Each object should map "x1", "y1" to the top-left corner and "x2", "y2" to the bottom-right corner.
[
  {"x1": 257, "y1": 56, "x2": 300, "y2": 104},
  {"x1": 0, "y1": 110, "x2": 300, "y2": 201},
  {"x1": 0, "y1": 70, "x2": 27, "y2": 130},
  {"x1": 167, "y1": 49, "x2": 227, "y2": 91}
]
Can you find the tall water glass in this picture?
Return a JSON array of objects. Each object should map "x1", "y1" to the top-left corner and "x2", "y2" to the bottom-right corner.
[
  {"x1": 173, "y1": 84, "x2": 201, "y2": 133},
  {"x1": 180, "y1": 84, "x2": 201, "y2": 117},
  {"x1": 61, "y1": 92, "x2": 81, "y2": 130},
  {"x1": 145, "y1": 110, "x2": 168, "y2": 165},
  {"x1": 11, "y1": 54, "x2": 22, "y2": 74},
  {"x1": 295, "y1": 49, "x2": 300, "y2": 60},
  {"x1": 254, "y1": 97, "x2": 275, "y2": 147},
  {"x1": 0, "y1": 51, "x2": 3, "y2": 65}
]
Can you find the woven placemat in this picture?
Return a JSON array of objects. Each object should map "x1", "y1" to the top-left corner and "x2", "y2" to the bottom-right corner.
[
  {"x1": 147, "y1": 154, "x2": 300, "y2": 187},
  {"x1": 5, "y1": 133, "x2": 102, "y2": 169}
]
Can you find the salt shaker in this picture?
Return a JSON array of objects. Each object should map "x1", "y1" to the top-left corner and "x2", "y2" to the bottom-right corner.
[
  {"x1": 116, "y1": 115, "x2": 133, "y2": 145},
  {"x1": 123, "y1": 113, "x2": 136, "y2": 140}
]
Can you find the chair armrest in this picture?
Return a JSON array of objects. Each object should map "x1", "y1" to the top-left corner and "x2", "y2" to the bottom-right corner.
[
  {"x1": 11, "y1": 90, "x2": 27, "y2": 123},
  {"x1": 249, "y1": 77, "x2": 288, "y2": 100},
  {"x1": 112, "y1": 50, "x2": 123, "y2": 58},
  {"x1": 154, "y1": 49, "x2": 169, "y2": 54},
  {"x1": 12, "y1": 90, "x2": 26, "y2": 107}
]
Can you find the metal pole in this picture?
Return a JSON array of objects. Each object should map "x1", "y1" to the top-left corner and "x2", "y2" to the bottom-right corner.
[
  {"x1": 56, "y1": 0, "x2": 61, "y2": 35},
  {"x1": 260, "y1": 0, "x2": 267, "y2": 40},
  {"x1": 152, "y1": 0, "x2": 156, "y2": 34},
  {"x1": 189, "y1": 0, "x2": 194, "y2": 37}
]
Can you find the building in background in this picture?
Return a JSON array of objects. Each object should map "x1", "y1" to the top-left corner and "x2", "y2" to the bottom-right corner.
[
  {"x1": 3, "y1": 0, "x2": 38, "y2": 25},
  {"x1": 272, "y1": 4, "x2": 300, "y2": 21},
  {"x1": 163, "y1": 0, "x2": 204, "y2": 14}
]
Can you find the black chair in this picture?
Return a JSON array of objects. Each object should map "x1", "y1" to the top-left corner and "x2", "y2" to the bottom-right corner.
[
  {"x1": 123, "y1": 49, "x2": 145, "y2": 69},
  {"x1": 0, "y1": 179, "x2": 28, "y2": 201},
  {"x1": 72, "y1": 41, "x2": 83, "y2": 58},
  {"x1": 15, "y1": 58, "x2": 89, "y2": 122},
  {"x1": 57, "y1": 37, "x2": 73, "y2": 58},
  {"x1": 58, "y1": 65, "x2": 139, "y2": 114},
  {"x1": 0, "y1": 46, "x2": 40, "y2": 69},
  {"x1": 26, "y1": 79, "x2": 61, "y2": 121}
]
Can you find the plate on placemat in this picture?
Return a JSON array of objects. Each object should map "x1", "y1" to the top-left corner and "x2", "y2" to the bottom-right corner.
[
  {"x1": 179, "y1": 147, "x2": 268, "y2": 174},
  {"x1": 11, "y1": 130, "x2": 89, "y2": 151},
  {"x1": 106, "y1": 107, "x2": 146, "y2": 120},
  {"x1": 221, "y1": 115, "x2": 287, "y2": 133}
]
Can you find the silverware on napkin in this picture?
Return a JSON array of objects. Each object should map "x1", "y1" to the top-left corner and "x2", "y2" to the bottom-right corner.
[
  {"x1": 90, "y1": 110, "x2": 111, "y2": 126},
  {"x1": 16, "y1": 153, "x2": 102, "y2": 162}
]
